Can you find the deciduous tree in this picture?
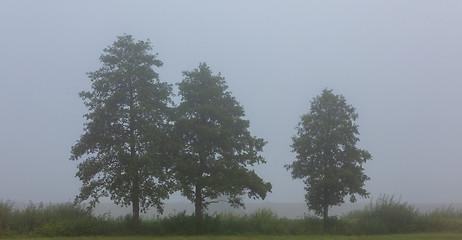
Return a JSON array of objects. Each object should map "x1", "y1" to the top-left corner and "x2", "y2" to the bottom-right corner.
[
  {"x1": 286, "y1": 89, "x2": 371, "y2": 224},
  {"x1": 70, "y1": 35, "x2": 174, "y2": 223},
  {"x1": 174, "y1": 63, "x2": 272, "y2": 233}
]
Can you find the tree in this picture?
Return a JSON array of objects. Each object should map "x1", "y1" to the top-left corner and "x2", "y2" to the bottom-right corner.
[
  {"x1": 174, "y1": 63, "x2": 272, "y2": 233},
  {"x1": 286, "y1": 89, "x2": 372, "y2": 224},
  {"x1": 70, "y1": 35, "x2": 174, "y2": 223}
]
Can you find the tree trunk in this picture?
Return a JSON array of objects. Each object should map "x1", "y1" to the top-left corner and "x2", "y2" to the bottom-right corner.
[
  {"x1": 323, "y1": 205, "x2": 328, "y2": 221},
  {"x1": 129, "y1": 133, "x2": 140, "y2": 226},
  {"x1": 128, "y1": 84, "x2": 140, "y2": 229},
  {"x1": 132, "y1": 179, "x2": 140, "y2": 223},
  {"x1": 131, "y1": 164, "x2": 141, "y2": 230},
  {"x1": 194, "y1": 181, "x2": 203, "y2": 234},
  {"x1": 323, "y1": 204, "x2": 329, "y2": 231},
  {"x1": 132, "y1": 198, "x2": 140, "y2": 223},
  {"x1": 194, "y1": 154, "x2": 205, "y2": 234}
]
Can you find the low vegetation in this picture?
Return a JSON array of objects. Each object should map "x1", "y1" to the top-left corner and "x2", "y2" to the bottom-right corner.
[
  {"x1": 0, "y1": 200, "x2": 107, "y2": 237},
  {"x1": 1, "y1": 196, "x2": 462, "y2": 238},
  {"x1": 8, "y1": 234, "x2": 462, "y2": 240},
  {"x1": 342, "y1": 195, "x2": 462, "y2": 234}
]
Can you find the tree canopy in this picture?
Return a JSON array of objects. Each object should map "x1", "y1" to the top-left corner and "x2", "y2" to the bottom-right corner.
[
  {"x1": 174, "y1": 63, "x2": 272, "y2": 233},
  {"x1": 286, "y1": 89, "x2": 372, "y2": 222},
  {"x1": 70, "y1": 35, "x2": 174, "y2": 222}
]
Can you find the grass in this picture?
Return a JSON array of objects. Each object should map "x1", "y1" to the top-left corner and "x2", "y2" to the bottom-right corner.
[
  {"x1": 7, "y1": 233, "x2": 462, "y2": 240},
  {"x1": 1, "y1": 196, "x2": 462, "y2": 238}
]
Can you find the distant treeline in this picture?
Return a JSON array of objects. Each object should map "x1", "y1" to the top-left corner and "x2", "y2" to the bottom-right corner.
[{"x1": 1, "y1": 196, "x2": 462, "y2": 237}]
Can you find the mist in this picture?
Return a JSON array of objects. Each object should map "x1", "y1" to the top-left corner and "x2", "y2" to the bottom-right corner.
[{"x1": 1, "y1": 0, "x2": 461, "y2": 206}]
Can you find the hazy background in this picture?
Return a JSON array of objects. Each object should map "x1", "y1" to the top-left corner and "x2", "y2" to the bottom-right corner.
[{"x1": 1, "y1": 0, "x2": 461, "y2": 210}]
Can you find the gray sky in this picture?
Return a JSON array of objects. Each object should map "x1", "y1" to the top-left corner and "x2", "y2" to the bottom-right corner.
[{"x1": 1, "y1": 0, "x2": 461, "y2": 205}]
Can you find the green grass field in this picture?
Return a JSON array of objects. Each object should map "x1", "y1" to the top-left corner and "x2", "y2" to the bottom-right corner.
[{"x1": 7, "y1": 234, "x2": 462, "y2": 240}]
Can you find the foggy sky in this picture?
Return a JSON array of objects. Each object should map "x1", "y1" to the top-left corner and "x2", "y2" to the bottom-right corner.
[{"x1": 1, "y1": 0, "x2": 461, "y2": 205}]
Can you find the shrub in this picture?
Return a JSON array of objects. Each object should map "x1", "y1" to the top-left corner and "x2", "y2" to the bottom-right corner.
[
  {"x1": 427, "y1": 205, "x2": 462, "y2": 219},
  {"x1": 345, "y1": 195, "x2": 420, "y2": 234},
  {"x1": 0, "y1": 200, "x2": 14, "y2": 233},
  {"x1": 14, "y1": 202, "x2": 95, "y2": 234},
  {"x1": 419, "y1": 205, "x2": 462, "y2": 233},
  {"x1": 247, "y1": 208, "x2": 288, "y2": 235},
  {"x1": 36, "y1": 217, "x2": 108, "y2": 237},
  {"x1": 300, "y1": 215, "x2": 324, "y2": 234},
  {"x1": 289, "y1": 215, "x2": 349, "y2": 235},
  {"x1": 218, "y1": 212, "x2": 248, "y2": 234},
  {"x1": 2, "y1": 199, "x2": 462, "y2": 236},
  {"x1": 159, "y1": 211, "x2": 196, "y2": 235},
  {"x1": 0, "y1": 201, "x2": 108, "y2": 237},
  {"x1": 16, "y1": 202, "x2": 46, "y2": 233}
]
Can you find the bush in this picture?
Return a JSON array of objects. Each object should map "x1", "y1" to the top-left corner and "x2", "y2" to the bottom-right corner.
[
  {"x1": 419, "y1": 206, "x2": 462, "y2": 233},
  {"x1": 37, "y1": 217, "x2": 108, "y2": 237},
  {"x1": 427, "y1": 205, "x2": 462, "y2": 219},
  {"x1": 286, "y1": 215, "x2": 349, "y2": 235},
  {"x1": 0, "y1": 200, "x2": 14, "y2": 235},
  {"x1": 16, "y1": 202, "x2": 96, "y2": 234},
  {"x1": 344, "y1": 195, "x2": 420, "y2": 234},
  {"x1": 218, "y1": 212, "x2": 248, "y2": 234},
  {"x1": 0, "y1": 201, "x2": 108, "y2": 237},
  {"x1": 298, "y1": 215, "x2": 324, "y2": 234},
  {"x1": 159, "y1": 211, "x2": 197, "y2": 235},
  {"x1": 2, "y1": 199, "x2": 462, "y2": 237},
  {"x1": 246, "y1": 208, "x2": 288, "y2": 235}
]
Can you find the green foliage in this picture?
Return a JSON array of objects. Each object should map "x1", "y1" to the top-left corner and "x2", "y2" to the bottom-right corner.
[
  {"x1": 174, "y1": 62, "x2": 272, "y2": 231},
  {"x1": 160, "y1": 211, "x2": 197, "y2": 235},
  {"x1": 344, "y1": 195, "x2": 423, "y2": 234},
  {"x1": 247, "y1": 208, "x2": 288, "y2": 235},
  {"x1": 218, "y1": 212, "x2": 248, "y2": 234},
  {"x1": 287, "y1": 88, "x2": 372, "y2": 220},
  {"x1": 18, "y1": 202, "x2": 47, "y2": 233},
  {"x1": 0, "y1": 201, "x2": 106, "y2": 237},
  {"x1": 427, "y1": 205, "x2": 462, "y2": 219},
  {"x1": 0, "y1": 200, "x2": 13, "y2": 229},
  {"x1": 0, "y1": 200, "x2": 14, "y2": 237},
  {"x1": 298, "y1": 216, "x2": 325, "y2": 235},
  {"x1": 419, "y1": 206, "x2": 462, "y2": 233},
  {"x1": 1, "y1": 200, "x2": 462, "y2": 237},
  {"x1": 70, "y1": 34, "x2": 175, "y2": 221},
  {"x1": 36, "y1": 217, "x2": 108, "y2": 237},
  {"x1": 7, "y1": 233, "x2": 462, "y2": 240},
  {"x1": 156, "y1": 208, "x2": 288, "y2": 235}
]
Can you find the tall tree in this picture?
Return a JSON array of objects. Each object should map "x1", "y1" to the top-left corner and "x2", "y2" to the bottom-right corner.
[
  {"x1": 174, "y1": 63, "x2": 272, "y2": 233},
  {"x1": 70, "y1": 35, "x2": 174, "y2": 223},
  {"x1": 286, "y1": 89, "x2": 372, "y2": 224}
]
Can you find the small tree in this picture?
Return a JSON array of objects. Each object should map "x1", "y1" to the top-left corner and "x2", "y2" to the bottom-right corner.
[
  {"x1": 70, "y1": 35, "x2": 174, "y2": 223},
  {"x1": 286, "y1": 89, "x2": 372, "y2": 224},
  {"x1": 174, "y1": 63, "x2": 272, "y2": 233}
]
